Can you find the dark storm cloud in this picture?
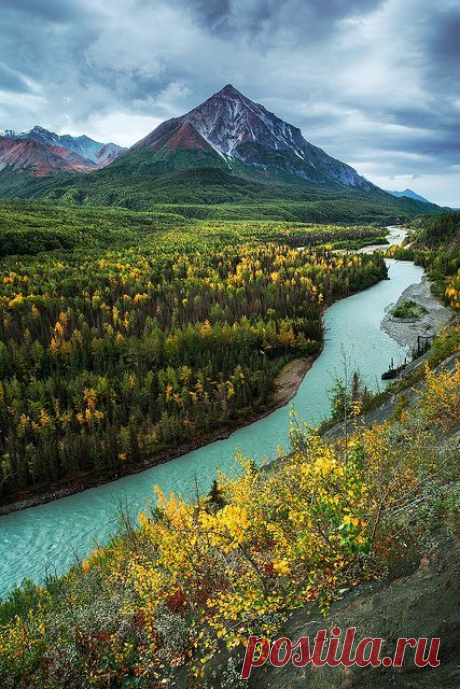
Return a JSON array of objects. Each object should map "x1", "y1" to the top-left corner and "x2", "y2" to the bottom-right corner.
[
  {"x1": 189, "y1": 0, "x2": 233, "y2": 30},
  {"x1": 0, "y1": 0, "x2": 96, "y2": 85},
  {"x1": 186, "y1": 0, "x2": 386, "y2": 41},
  {"x1": 0, "y1": 0, "x2": 458, "y2": 204},
  {"x1": 431, "y1": 10, "x2": 460, "y2": 61}
]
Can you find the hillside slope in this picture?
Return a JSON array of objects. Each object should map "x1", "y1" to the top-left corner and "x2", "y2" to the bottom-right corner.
[
  {"x1": 1, "y1": 330, "x2": 459, "y2": 688},
  {"x1": 249, "y1": 529, "x2": 460, "y2": 689}
]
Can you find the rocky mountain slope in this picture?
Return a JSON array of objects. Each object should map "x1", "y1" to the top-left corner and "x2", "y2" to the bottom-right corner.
[
  {"x1": 248, "y1": 531, "x2": 460, "y2": 689},
  {"x1": 128, "y1": 84, "x2": 377, "y2": 190}
]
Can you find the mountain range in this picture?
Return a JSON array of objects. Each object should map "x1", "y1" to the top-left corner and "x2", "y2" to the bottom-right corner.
[
  {"x1": 0, "y1": 85, "x2": 441, "y2": 221},
  {"x1": 0, "y1": 137, "x2": 96, "y2": 175},
  {"x1": 0, "y1": 127, "x2": 126, "y2": 175}
]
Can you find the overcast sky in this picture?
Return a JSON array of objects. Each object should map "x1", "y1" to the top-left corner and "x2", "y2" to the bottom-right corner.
[{"x1": 1, "y1": 0, "x2": 459, "y2": 205}]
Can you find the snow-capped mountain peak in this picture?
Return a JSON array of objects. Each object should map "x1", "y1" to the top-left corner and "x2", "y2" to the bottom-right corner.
[{"x1": 133, "y1": 85, "x2": 374, "y2": 190}]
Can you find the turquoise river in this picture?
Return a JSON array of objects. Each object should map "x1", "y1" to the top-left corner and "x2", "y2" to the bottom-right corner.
[{"x1": 0, "y1": 230, "x2": 424, "y2": 595}]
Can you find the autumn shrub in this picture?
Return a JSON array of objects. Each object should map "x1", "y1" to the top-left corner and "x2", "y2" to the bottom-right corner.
[{"x1": 427, "y1": 323, "x2": 460, "y2": 364}]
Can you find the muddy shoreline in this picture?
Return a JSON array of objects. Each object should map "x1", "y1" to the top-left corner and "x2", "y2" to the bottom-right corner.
[{"x1": 0, "y1": 357, "x2": 314, "y2": 516}]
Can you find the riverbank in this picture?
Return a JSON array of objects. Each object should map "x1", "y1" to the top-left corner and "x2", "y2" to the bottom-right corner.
[
  {"x1": 358, "y1": 225, "x2": 409, "y2": 254},
  {"x1": 3, "y1": 339, "x2": 458, "y2": 688},
  {"x1": 0, "y1": 356, "x2": 314, "y2": 516},
  {"x1": 381, "y1": 274, "x2": 453, "y2": 350}
]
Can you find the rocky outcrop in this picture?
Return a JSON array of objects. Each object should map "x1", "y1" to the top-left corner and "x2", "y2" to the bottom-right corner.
[{"x1": 249, "y1": 532, "x2": 460, "y2": 688}]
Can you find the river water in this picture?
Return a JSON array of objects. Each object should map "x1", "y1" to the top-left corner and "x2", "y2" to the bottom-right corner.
[{"x1": 0, "y1": 229, "x2": 423, "y2": 595}]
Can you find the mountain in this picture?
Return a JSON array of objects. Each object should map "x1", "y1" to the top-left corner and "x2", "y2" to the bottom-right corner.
[
  {"x1": 0, "y1": 136, "x2": 96, "y2": 175},
  {"x1": 95, "y1": 142, "x2": 126, "y2": 167},
  {"x1": 387, "y1": 188, "x2": 431, "y2": 204},
  {"x1": 126, "y1": 84, "x2": 375, "y2": 190},
  {"x1": 1, "y1": 126, "x2": 126, "y2": 168},
  {"x1": 0, "y1": 86, "x2": 442, "y2": 222}
]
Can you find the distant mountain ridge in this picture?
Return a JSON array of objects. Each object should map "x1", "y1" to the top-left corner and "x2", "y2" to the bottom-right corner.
[
  {"x1": 387, "y1": 188, "x2": 431, "y2": 204},
  {"x1": 0, "y1": 126, "x2": 126, "y2": 169}
]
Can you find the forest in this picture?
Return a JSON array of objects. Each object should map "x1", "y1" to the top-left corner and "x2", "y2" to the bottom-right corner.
[
  {"x1": 0, "y1": 164, "x2": 438, "y2": 225},
  {"x1": 386, "y1": 210, "x2": 460, "y2": 309},
  {"x1": 0, "y1": 205, "x2": 458, "y2": 687},
  {"x1": 0, "y1": 202, "x2": 387, "y2": 501}
]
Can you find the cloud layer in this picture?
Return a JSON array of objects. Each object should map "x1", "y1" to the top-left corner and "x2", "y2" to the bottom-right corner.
[{"x1": 0, "y1": 0, "x2": 459, "y2": 205}]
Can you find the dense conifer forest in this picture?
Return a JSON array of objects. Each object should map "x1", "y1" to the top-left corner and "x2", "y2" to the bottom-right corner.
[{"x1": 0, "y1": 202, "x2": 387, "y2": 501}]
